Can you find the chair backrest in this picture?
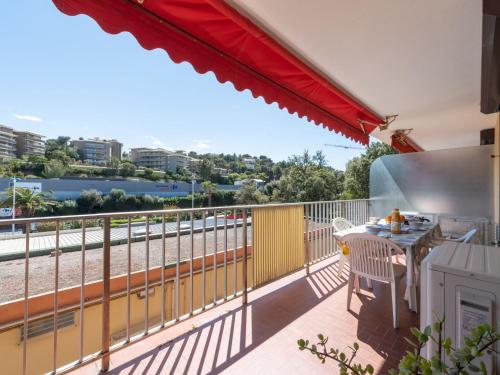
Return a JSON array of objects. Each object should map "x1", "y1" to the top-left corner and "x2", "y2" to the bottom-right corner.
[
  {"x1": 456, "y1": 228, "x2": 478, "y2": 244},
  {"x1": 332, "y1": 217, "x2": 354, "y2": 232},
  {"x1": 340, "y1": 233, "x2": 404, "y2": 282}
]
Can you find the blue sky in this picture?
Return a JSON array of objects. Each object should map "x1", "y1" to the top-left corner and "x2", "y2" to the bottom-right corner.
[{"x1": 0, "y1": 2, "x2": 366, "y2": 170}]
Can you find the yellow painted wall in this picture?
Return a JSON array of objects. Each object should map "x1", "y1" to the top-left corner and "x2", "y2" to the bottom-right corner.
[
  {"x1": 0, "y1": 259, "x2": 252, "y2": 375},
  {"x1": 252, "y1": 205, "x2": 304, "y2": 286}
]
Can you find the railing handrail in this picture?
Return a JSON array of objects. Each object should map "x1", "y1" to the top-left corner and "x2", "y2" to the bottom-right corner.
[
  {"x1": 2, "y1": 198, "x2": 371, "y2": 375},
  {"x1": 0, "y1": 198, "x2": 372, "y2": 225}
]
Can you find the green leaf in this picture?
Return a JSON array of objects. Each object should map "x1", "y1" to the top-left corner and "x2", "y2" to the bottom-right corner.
[
  {"x1": 423, "y1": 326, "x2": 432, "y2": 337},
  {"x1": 410, "y1": 327, "x2": 421, "y2": 338},
  {"x1": 404, "y1": 337, "x2": 418, "y2": 348},
  {"x1": 468, "y1": 364, "x2": 480, "y2": 373},
  {"x1": 480, "y1": 362, "x2": 487, "y2": 375}
]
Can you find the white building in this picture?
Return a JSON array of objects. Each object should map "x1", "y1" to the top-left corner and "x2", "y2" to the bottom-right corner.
[
  {"x1": 243, "y1": 158, "x2": 256, "y2": 170},
  {"x1": 130, "y1": 147, "x2": 171, "y2": 170}
]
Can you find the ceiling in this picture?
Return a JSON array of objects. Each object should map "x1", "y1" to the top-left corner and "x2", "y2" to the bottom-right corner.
[{"x1": 229, "y1": 0, "x2": 499, "y2": 150}]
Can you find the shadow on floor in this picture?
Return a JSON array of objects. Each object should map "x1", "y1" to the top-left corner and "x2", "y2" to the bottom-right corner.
[{"x1": 107, "y1": 261, "x2": 416, "y2": 374}]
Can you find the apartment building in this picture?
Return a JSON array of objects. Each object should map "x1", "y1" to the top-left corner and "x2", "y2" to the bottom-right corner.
[
  {"x1": 70, "y1": 138, "x2": 108, "y2": 165},
  {"x1": 167, "y1": 152, "x2": 200, "y2": 173},
  {"x1": 14, "y1": 130, "x2": 45, "y2": 157},
  {"x1": 0, "y1": 125, "x2": 17, "y2": 160},
  {"x1": 107, "y1": 139, "x2": 123, "y2": 160},
  {"x1": 130, "y1": 148, "x2": 201, "y2": 173},
  {"x1": 71, "y1": 138, "x2": 122, "y2": 165},
  {"x1": 130, "y1": 147, "x2": 171, "y2": 170}
]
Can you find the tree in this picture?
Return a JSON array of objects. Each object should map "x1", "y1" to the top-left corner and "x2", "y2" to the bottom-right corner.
[
  {"x1": 234, "y1": 181, "x2": 269, "y2": 205},
  {"x1": 0, "y1": 187, "x2": 55, "y2": 217},
  {"x1": 42, "y1": 160, "x2": 66, "y2": 178},
  {"x1": 3, "y1": 158, "x2": 24, "y2": 177},
  {"x1": 200, "y1": 159, "x2": 214, "y2": 180},
  {"x1": 201, "y1": 181, "x2": 217, "y2": 207},
  {"x1": 109, "y1": 157, "x2": 120, "y2": 170},
  {"x1": 342, "y1": 142, "x2": 396, "y2": 199},
  {"x1": 142, "y1": 168, "x2": 160, "y2": 181},
  {"x1": 45, "y1": 136, "x2": 79, "y2": 164},
  {"x1": 267, "y1": 151, "x2": 344, "y2": 202},
  {"x1": 102, "y1": 188, "x2": 127, "y2": 211},
  {"x1": 76, "y1": 189, "x2": 103, "y2": 213},
  {"x1": 118, "y1": 162, "x2": 136, "y2": 177}
]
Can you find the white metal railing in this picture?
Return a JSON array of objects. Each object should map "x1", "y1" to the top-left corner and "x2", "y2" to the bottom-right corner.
[
  {"x1": 0, "y1": 199, "x2": 370, "y2": 375},
  {"x1": 304, "y1": 199, "x2": 370, "y2": 266}
]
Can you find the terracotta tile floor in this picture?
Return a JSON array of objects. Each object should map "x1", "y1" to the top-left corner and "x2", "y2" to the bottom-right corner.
[{"x1": 71, "y1": 257, "x2": 418, "y2": 375}]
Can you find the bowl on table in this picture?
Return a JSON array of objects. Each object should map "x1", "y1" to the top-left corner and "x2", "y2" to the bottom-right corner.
[
  {"x1": 409, "y1": 221, "x2": 424, "y2": 230},
  {"x1": 365, "y1": 225, "x2": 381, "y2": 235}
]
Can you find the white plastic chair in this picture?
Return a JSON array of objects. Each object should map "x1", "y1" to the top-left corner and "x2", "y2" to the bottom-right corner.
[
  {"x1": 332, "y1": 217, "x2": 354, "y2": 277},
  {"x1": 450, "y1": 228, "x2": 477, "y2": 244},
  {"x1": 428, "y1": 228, "x2": 478, "y2": 247},
  {"x1": 341, "y1": 233, "x2": 406, "y2": 329}
]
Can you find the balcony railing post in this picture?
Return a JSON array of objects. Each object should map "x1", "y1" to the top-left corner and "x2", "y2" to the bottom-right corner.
[
  {"x1": 305, "y1": 204, "x2": 310, "y2": 274},
  {"x1": 22, "y1": 222, "x2": 30, "y2": 375},
  {"x1": 242, "y1": 208, "x2": 248, "y2": 305},
  {"x1": 101, "y1": 217, "x2": 111, "y2": 372}
]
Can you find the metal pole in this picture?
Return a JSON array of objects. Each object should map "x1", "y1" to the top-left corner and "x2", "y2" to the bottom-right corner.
[
  {"x1": 191, "y1": 177, "x2": 195, "y2": 209},
  {"x1": 223, "y1": 210, "x2": 227, "y2": 300},
  {"x1": 126, "y1": 217, "x2": 131, "y2": 342},
  {"x1": 213, "y1": 209, "x2": 217, "y2": 304},
  {"x1": 22, "y1": 222, "x2": 29, "y2": 375},
  {"x1": 202, "y1": 210, "x2": 206, "y2": 310},
  {"x1": 11, "y1": 178, "x2": 16, "y2": 233},
  {"x1": 52, "y1": 221, "x2": 60, "y2": 374},
  {"x1": 79, "y1": 220, "x2": 86, "y2": 363},
  {"x1": 145, "y1": 216, "x2": 150, "y2": 333},
  {"x1": 242, "y1": 209, "x2": 248, "y2": 304},
  {"x1": 161, "y1": 214, "x2": 166, "y2": 327},
  {"x1": 101, "y1": 217, "x2": 111, "y2": 372},
  {"x1": 305, "y1": 205, "x2": 310, "y2": 275},
  {"x1": 189, "y1": 211, "x2": 194, "y2": 315},
  {"x1": 175, "y1": 213, "x2": 180, "y2": 320}
]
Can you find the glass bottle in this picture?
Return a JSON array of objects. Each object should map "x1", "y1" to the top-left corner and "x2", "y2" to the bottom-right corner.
[{"x1": 391, "y1": 208, "x2": 401, "y2": 234}]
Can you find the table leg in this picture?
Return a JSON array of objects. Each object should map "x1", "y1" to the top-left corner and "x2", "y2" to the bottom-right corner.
[
  {"x1": 408, "y1": 285, "x2": 417, "y2": 312},
  {"x1": 406, "y1": 246, "x2": 418, "y2": 312}
]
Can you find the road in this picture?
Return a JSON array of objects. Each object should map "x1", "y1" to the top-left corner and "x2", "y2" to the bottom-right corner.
[
  {"x1": 0, "y1": 225, "x2": 252, "y2": 303},
  {"x1": 0, "y1": 217, "x2": 248, "y2": 260}
]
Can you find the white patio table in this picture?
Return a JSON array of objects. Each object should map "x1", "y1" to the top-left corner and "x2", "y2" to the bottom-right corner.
[{"x1": 333, "y1": 222, "x2": 442, "y2": 312}]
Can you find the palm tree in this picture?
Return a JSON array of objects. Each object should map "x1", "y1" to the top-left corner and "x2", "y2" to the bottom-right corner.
[
  {"x1": 201, "y1": 181, "x2": 217, "y2": 207},
  {"x1": 1, "y1": 187, "x2": 55, "y2": 217}
]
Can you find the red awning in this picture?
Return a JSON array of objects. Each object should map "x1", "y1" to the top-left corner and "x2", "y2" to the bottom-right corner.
[{"x1": 52, "y1": 0, "x2": 384, "y2": 144}]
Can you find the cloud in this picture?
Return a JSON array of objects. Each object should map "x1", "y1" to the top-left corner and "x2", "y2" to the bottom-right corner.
[
  {"x1": 145, "y1": 136, "x2": 167, "y2": 149},
  {"x1": 191, "y1": 139, "x2": 212, "y2": 150},
  {"x1": 13, "y1": 114, "x2": 42, "y2": 122}
]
